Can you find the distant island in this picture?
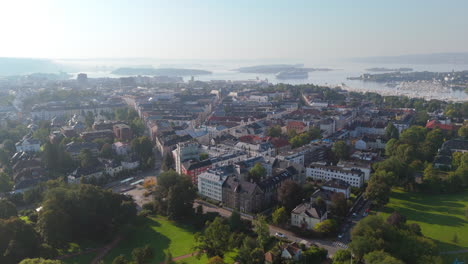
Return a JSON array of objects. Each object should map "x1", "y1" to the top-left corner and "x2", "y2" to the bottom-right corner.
[
  {"x1": 235, "y1": 64, "x2": 333, "y2": 74},
  {"x1": 366, "y1": 67, "x2": 413, "y2": 72},
  {"x1": 111, "y1": 67, "x2": 212, "y2": 76},
  {"x1": 352, "y1": 52, "x2": 468, "y2": 65}
]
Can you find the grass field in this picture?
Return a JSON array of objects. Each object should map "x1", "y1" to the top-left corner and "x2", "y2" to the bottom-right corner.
[
  {"x1": 102, "y1": 216, "x2": 236, "y2": 264},
  {"x1": 379, "y1": 188, "x2": 468, "y2": 252}
]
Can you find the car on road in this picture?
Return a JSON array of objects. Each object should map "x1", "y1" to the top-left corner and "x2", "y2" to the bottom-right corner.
[
  {"x1": 275, "y1": 232, "x2": 286, "y2": 238},
  {"x1": 338, "y1": 233, "x2": 343, "y2": 239},
  {"x1": 352, "y1": 212, "x2": 357, "y2": 217}
]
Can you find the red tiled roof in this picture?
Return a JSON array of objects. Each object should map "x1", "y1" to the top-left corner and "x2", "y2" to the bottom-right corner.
[
  {"x1": 425, "y1": 120, "x2": 456, "y2": 131},
  {"x1": 287, "y1": 121, "x2": 306, "y2": 128}
]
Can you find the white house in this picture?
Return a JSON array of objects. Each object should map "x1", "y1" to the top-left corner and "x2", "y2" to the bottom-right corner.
[
  {"x1": 15, "y1": 137, "x2": 41, "y2": 153},
  {"x1": 291, "y1": 202, "x2": 327, "y2": 230}
]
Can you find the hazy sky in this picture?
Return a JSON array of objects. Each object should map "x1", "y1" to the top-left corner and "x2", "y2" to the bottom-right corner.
[{"x1": 1, "y1": 0, "x2": 468, "y2": 62}]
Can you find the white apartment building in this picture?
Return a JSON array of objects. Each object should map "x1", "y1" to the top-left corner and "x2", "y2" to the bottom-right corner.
[
  {"x1": 197, "y1": 171, "x2": 227, "y2": 202},
  {"x1": 306, "y1": 162, "x2": 364, "y2": 187},
  {"x1": 173, "y1": 141, "x2": 200, "y2": 174}
]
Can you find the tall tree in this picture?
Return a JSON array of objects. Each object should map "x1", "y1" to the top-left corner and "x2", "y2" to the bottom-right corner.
[
  {"x1": 332, "y1": 141, "x2": 350, "y2": 161},
  {"x1": 277, "y1": 180, "x2": 303, "y2": 211},
  {"x1": 272, "y1": 207, "x2": 288, "y2": 226},
  {"x1": 267, "y1": 125, "x2": 282, "y2": 137},
  {"x1": 247, "y1": 163, "x2": 266, "y2": 183},
  {"x1": 0, "y1": 200, "x2": 17, "y2": 219},
  {"x1": 252, "y1": 215, "x2": 270, "y2": 250},
  {"x1": 194, "y1": 217, "x2": 231, "y2": 258},
  {"x1": 207, "y1": 256, "x2": 226, "y2": 264},
  {"x1": 329, "y1": 193, "x2": 349, "y2": 221},
  {"x1": 79, "y1": 148, "x2": 98, "y2": 168},
  {"x1": 363, "y1": 251, "x2": 404, "y2": 264},
  {"x1": 385, "y1": 123, "x2": 399, "y2": 140},
  {"x1": 236, "y1": 237, "x2": 264, "y2": 264},
  {"x1": 154, "y1": 171, "x2": 196, "y2": 220},
  {"x1": 229, "y1": 210, "x2": 242, "y2": 232},
  {"x1": 2, "y1": 139, "x2": 16, "y2": 154}
]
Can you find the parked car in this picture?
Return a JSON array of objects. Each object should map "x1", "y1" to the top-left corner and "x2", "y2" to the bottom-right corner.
[{"x1": 275, "y1": 232, "x2": 286, "y2": 238}]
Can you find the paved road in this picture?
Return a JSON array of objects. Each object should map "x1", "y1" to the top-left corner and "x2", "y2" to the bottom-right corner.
[{"x1": 194, "y1": 200, "x2": 342, "y2": 256}]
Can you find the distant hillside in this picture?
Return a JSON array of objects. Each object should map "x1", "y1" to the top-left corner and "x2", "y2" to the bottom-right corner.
[
  {"x1": 353, "y1": 52, "x2": 468, "y2": 64},
  {"x1": 111, "y1": 67, "x2": 212, "y2": 76},
  {"x1": 0, "y1": 57, "x2": 68, "y2": 76}
]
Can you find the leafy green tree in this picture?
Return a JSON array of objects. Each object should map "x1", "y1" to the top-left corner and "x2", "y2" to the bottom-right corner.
[
  {"x1": 332, "y1": 141, "x2": 350, "y2": 161},
  {"x1": 207, "y1": 256, "x2": 226, "y2": 264},
  {"x1": 229, "y1": 210, "x2": 242, "y2": 231},
  {"x1": 399, "y1": 126, "x2": 427, "y2": 146},
  {"x1": 163, "y1": 251, "x2": 175, "y2": 264},
  {"x1": 247, "y1": 163, "x2": 266, "y2": 183},
  {"x1": 307, "y1": 127, "x2": 322, "y2": 141},
  {"x1": 385, "y1": 138, "x2": 399, "y2": 156},
  {"x1": 272, "y1": 207, "x2": 288, "y2": 226},
  {"x1": 79, "y1": 148, "x2": 98, "y2": 168},
  {"x1": 267, "y1": 125, "x2": 282, "y2": 137},
  {"x1": 131, "y1": 136, "x2": 153, "y2": 165},
  {"x1": 458, "y1": 125, "x2": 468, "y2": 139},
  {"x1": 194, "y1": 217, "x2": 231, "y2": 258},
  {"x1": 2, "y1": 139, "x2": 16, "y2": 154},
  {"x1": 277, "y1": 179, "x2": 303, "y2": 211},
  {"x1": 132, "y1": 245, "x2": 153, "y2": 264},
  {"x1": 329, "y1": 192, "x2": 349, "y2": 221},
  {"x1": 236, "y1": 237, "x2": 264, "y2": 264},
  {"x1": 154, "y1": 170, "x2": 196, "y2": 220},
  {"x1": 100, "y1": 143, "x2": 113, "y2": 158},
  {"x1": 0, "y1": 200, "x2": 17, "y2": 219},
  {"x1": 365, "y1": 171, "x2": 393, "y2": 208},
  {"x1": 19, "y1": 259, "x2": 64, "y2": 264},
  {"x1": 332, "y1": 249, "x2": 352, "y2": 264},
  {"x1": 199, "y1": 153, "x2": 209, "y2": 161},
  {"x1": 385, "y1": 123, "x2": 399, "y2": 139},
  {"x1": 386, "y1": 211, "x2": 406, "y2": 227},
  {"x1": 162, "y1": 152, "x2": 174, "y2": 171},
  {"x1": 0, "y1": 172, "x2": 13, "y2": 193},
  {"x1": 301, "y1": 246, "x2": 328, "y2": 263},
  {"x1": 130, "y1": 118, "x2": 146, "y2": 137},
  {"x1": 350, "y1": 215, "x2": 439, "y2": 263},
  {"x1": 314, "y1": 219, "x2": 338, "y2": 234},
  {"x1": 37, "y1": 184, "x2": 136, "y2": 246},
  {"x1": 252, "y1": 215, "x2": 270, "y2": 250},
  {"x1": 85, "y1": 111, "x2": 95, "y2": 128},
  {"x1": 0, "y1": 217, "x2": 41, "y2": 263},
  {"x1": 32, "y1": 128, "x2": 50, "y2": 143},
  {"x1": 363, "y1": 251, "x2": 404, "y2": 264},
  {"x1": 112, "y1": 255, "x2": 129, "y2": 264}
]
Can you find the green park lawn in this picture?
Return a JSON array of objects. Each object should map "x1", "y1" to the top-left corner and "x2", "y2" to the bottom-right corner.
[
  {"x1": 103, "y1": 216, "x2": 235, "y2": 264},
  {"x1": 378, "y1": 188, "x2": 468, "y2": 252}
]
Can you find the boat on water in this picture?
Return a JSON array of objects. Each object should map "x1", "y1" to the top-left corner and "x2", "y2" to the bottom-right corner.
[{"x1": 275, "y1": 70, "x2": 308, "y2": 79}]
